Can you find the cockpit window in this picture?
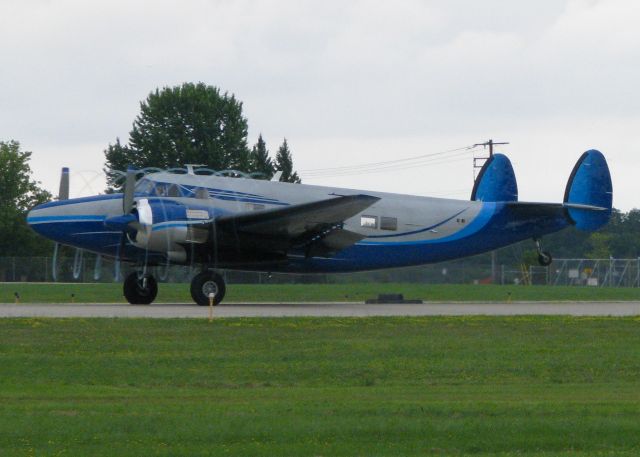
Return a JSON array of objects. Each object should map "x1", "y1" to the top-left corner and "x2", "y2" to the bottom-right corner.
[
  {"x1": 134, "y1": 178, "x2": 154, "y2": 196},
  {"x1": 168, "y1": 184, "x2": 180, "y2": 197},
  {"x1": 154, "y1": 183, "x2": 169, "y2": 197}
]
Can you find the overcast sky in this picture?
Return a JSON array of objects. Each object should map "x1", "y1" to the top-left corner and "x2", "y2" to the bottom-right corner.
[{"x1": 1, "y1": 0, "x2": 638, "y2": 210}]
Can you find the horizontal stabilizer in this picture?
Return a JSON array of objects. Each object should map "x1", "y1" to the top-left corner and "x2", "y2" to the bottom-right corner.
[
  {"x1": 471, "y1": 154, "x2": 518, "y2": 202},
  {"x1": 564, "y1": 150, "x2": 612, "y2": 231}
]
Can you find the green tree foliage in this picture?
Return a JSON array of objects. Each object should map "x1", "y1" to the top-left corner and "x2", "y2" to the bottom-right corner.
[
  {"x1": 274, "y1": 138, "x2": 301, "y2": 183},
  {"x1": 249, "y1": 134, "x2": 275, "y2": 179},
  {"x1": 104, "y1": 82, "x2": 250, "y2": 189},
  {"x1": 0, "y1": 141, "x2": 52, "y2": 256},
  {"x1": 586, "y1": 209, "x2": 640, "y2": 258}
]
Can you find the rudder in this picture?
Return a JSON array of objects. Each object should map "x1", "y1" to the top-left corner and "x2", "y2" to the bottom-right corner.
[
  {"x1": 471, "y1": 153, "x2": 518, "y2": 202},
  {"x1": 564, "y1": 150, "x2": 613, "y2": 231}
]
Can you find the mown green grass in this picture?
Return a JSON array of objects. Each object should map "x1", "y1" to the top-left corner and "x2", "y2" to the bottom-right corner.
[
  {"x1": 2, "y1": 282, "x2": 640, "y2": 303},
  {"x1": 1, "y1": 317, "x2": 640, "y2": 456}
]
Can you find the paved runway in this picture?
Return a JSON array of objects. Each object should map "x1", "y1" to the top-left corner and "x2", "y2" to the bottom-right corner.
[{"x1": 1, "y1": 301, "x2": 639, "y2": 318}]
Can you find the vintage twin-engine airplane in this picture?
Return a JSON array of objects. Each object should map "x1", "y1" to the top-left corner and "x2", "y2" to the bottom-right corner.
[{"x1": 27, "y1": 149, "x2": 612, "y2": 306}]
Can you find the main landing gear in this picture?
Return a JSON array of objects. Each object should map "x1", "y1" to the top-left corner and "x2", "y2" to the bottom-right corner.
[
  {"x1": 190, "y1": 270, "x2": 226, "y2": 306},
  {"x1": 123, "y1": 270, "x2": 226, "y2": 306},
  {"x1": 534, "y1": 238, "x2": 553, "y2": 267}
]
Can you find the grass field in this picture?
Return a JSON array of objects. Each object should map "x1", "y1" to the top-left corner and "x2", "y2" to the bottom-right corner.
[
  {"x1": 2, "y1": 282, "x2": 640, "y2": 304},
  {"x1": 1, "y1": 316, "x2": 640, "y2": 456}
]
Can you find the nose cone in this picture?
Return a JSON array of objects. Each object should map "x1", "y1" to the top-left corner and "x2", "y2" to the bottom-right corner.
[{"x1": 26, "y1": 202, "x2": 49, "y2": 236}]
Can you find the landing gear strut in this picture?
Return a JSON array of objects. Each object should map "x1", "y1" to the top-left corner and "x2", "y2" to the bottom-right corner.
[
  {"x1": 191, "y1": 270, "x2": 226, "y2": 306},
  {"x1": 534, "y1": 238, "x2": 553, "y2": 266},
  {"x1": 123, "y1": 272, "x2": 158, "y2": 305}
]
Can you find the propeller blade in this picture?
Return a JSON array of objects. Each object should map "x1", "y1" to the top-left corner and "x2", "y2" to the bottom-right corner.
[
  {"x1": 114, "y1": 231, "x2": 127, "y2": 282},
  {"x1": 52, "y1": 243, "x2": 60, "y2": 282},
  {"x1": 58, "y1": 167, "x2": 69, "y2": 201},
  {"x1": 123, "y1": 167, "x2": 136, "y2": 213}
]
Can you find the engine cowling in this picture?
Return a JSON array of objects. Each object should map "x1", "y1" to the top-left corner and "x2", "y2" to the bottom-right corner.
[{"x1": 106, "y1": 198, "x2": 210, "y2": 263}]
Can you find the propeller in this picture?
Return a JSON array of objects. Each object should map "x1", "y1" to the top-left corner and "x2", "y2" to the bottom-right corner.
[
  {"x1": 58, "y1": 167, "x2": 70, "y2": 201},
  {"x1": 111, "y1": 167, "x2": 138, "y2": 274},
  {"x1": 104, "y1": 167, "x2": 154, "y2": 278},
  {"x1": 123, "y1": 166, "x2": 136, "y2": 213},
  {"x1": 52, "y1": 167, "x2": 70, "y2": 282}
]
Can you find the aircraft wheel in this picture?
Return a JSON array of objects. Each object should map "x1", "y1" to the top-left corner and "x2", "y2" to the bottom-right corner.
[
  {"x1": 538, "y1": 251, "x2": 553, "y2": 266},
  {"x1": 123, "y1": 272, "x2": 158, "y2": 305},
  {"x1": 191, "y1": 271, "x2": 226, "y2": 306}
]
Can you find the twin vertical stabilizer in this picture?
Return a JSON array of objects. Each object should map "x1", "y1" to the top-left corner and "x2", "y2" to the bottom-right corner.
[
  {"x1": 471, "y1": 154, "x2": 518, "y2": 202},
  {"x1": 563, "y1": 150, "x2": 613, "y2": 231},
  {"x1": 471, "y1": 149, "x2": 613, "y2": 232}
]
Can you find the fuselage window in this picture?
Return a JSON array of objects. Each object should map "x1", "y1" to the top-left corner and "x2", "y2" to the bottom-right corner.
[
  {"x1": 361, "y1": 215, "x2": 378, "y2": 229},
  {"x1": 168, "y1": 184, "x2": 180, "y2": 197},
  {"x1": 246, "y1": 203, "x2": 265, "y2": 211},
  {"x1": 195, "y1": 187, "x2": 210, "y2": 199},
  {"x1": 380, "y1": 216, "x2": 398, "y2": 231}
]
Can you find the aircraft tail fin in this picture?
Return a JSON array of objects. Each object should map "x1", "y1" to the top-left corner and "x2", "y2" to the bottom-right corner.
[
  {"x1": 563, "y1": 149, "x2": 613, "y2": 231},
  {"x1": 471, "y1": 153, "x2": 518, "y2": 202}
]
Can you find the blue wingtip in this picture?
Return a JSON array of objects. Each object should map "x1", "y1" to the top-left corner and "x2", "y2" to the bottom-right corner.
[
  {"x1": 564, "y1": 149, "x2": 613, "y2": 231},
  {"x1": 471, "y1": 153, "x2": 518, "y2": 202}
]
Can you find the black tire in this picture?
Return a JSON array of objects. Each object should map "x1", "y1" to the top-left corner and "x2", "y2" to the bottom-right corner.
[
  {"x1": 538, "y1": 251, "x2": 553, "y2": 266},
  {"x1": 123, "y1": 272, "x2": 158, "y2": 305},
  {"x1": 191, "y1": 271, "x2": 226, "y2": 306}
]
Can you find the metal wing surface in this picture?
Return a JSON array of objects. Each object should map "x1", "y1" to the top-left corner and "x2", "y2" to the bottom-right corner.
[
  {"x1": 218, "y1": 194, "x2": 379, "y2": 238},
  {"x1": 192, "y1": 194, "x2": 380, "y2": 263}
]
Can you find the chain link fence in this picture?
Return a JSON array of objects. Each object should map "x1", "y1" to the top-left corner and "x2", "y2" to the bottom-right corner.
[
  {"x1": 2, "y1": 255, "x2": 639, "y2": 287},
  {"x1": 0, "y1": 255, "x2": 492, "y2": 284}
]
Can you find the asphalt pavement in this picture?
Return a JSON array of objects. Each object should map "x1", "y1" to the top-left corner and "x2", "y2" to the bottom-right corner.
[{"x1": 0, "y1": 301, "x2": 639, "y2": 318}]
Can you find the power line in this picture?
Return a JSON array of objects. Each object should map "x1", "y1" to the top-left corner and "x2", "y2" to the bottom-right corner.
[
  {"x1": 300, "y1": 144, "x2": 478, "y2": 178},
  {"x1": 302, "y1": 153, "x2": 473, "y2": 179}
]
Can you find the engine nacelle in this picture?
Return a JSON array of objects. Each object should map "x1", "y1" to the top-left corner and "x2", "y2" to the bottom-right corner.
[{"x1": 129, "y1": 198, "x2": 210, "y2": 258}]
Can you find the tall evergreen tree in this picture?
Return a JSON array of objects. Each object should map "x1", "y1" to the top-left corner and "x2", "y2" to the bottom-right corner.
[
  {"x1": 274, "y1": 138, "x2": 301, "y2": 183},
  {"x1": 249, "y1": 134, "x2": 274, "y2": 179},
  {"x1": 104, "y1": 82, "x2": 250, "y2": 189}
]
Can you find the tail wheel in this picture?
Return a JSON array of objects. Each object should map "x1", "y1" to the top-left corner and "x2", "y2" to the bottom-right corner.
[
  {"x1": 123, "y1": 272, "x2": 158, "y2": 305},
  {"x1": 191, "y1": 271, "x2": 226, "y2": 306},
  {"x1": 538, "y1": 251, "x2": 553, "y2": 266}
]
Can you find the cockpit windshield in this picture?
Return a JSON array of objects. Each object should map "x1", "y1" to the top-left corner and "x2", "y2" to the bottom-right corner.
[
  {"x1": 134, "y1": 178, "x2": 154, "y2": 196},
  {"x1": 134, "y1": 178, "x2": 186, "y2": 198}
]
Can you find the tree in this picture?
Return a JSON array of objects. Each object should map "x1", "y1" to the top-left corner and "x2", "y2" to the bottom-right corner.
[
  {"x1": 249, "y1": 134, "x2": 275, "y2": 179},
  {"x1": 104, "y1": 82, "x2": 251, "y2": 189},
  {"x1": 274, "y1": 138, "x2": 301, "y2": 183},
  {"x1": 0, "y1": 141, "x2": 52, "y2": 256}
]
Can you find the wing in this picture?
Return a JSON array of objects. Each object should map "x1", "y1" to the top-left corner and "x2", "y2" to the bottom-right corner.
[{"x1": 194, "y1": 194, "x2": 380, "y2": 262}]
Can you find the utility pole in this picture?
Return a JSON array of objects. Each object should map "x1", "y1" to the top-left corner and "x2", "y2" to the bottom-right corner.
[
  {"x1": 472, "y1": 139, "x2": 509, "y2": 178},
  {"x1": 473, "y1": 139, "x2": 509, "y2": 285}
]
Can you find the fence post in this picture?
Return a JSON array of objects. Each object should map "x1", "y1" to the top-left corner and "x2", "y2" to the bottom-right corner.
[{"x1": 610, "y1": 257, "x2": 614, "y2": 287}]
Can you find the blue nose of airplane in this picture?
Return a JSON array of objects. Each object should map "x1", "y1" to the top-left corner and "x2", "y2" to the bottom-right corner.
[{"x1": 26, "y1": 202, "x2": 51, "y2": 237}]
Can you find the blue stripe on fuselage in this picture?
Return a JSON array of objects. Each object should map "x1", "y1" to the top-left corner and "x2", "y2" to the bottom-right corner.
[
  {"x1": 27, "y1": 215, "x2": 106, "y2": 224},
  {"x1": 287, "y1": 202, "x2": 570, "y2": 273},
  {"x1": 359, "y1": 203, "x2": 495, "y2": 246}
]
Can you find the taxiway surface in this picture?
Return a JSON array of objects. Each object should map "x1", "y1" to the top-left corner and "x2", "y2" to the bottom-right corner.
[{"x1": 0, "y1": 301, "x2": 639, "y2": 318}]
